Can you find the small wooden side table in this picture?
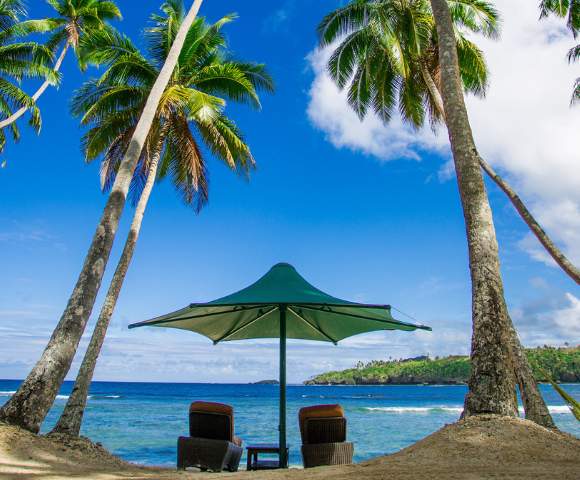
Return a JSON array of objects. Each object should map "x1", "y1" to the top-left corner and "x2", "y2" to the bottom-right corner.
[{"x1": 246, "y1": 443, "x2": 289, "y2": 470}]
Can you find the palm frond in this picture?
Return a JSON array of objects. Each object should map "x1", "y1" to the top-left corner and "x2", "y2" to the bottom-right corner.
[
  {"x1": 96, "y1": 54, "x2": 156, "y2": 87},
  {"x1": 328, "y1": 26, "x2": 375, "y2": 89},
  {"x1": 0, "y1": 93, "x2": 21, "y2": 141},
  {"x1": 80, "y1": 84, "x2": 145, "y2": 125},
  {"x1": 0, "y1": 18, "x2": 64, "y2": 42},
  {"x1": 447, "y1": 0, "x2": 501, "y2": 39},
  {"x1": 568, "y1": 42, "x2": 580, "y2": 62},
  {"x1": 538, "y1": 367, "x2": 580, "y2": 421},
  {"x1": 82, "y1": 108, "x2": 141, "y2": 161},
  {"x1": 178, "y1": 13, "x2": 235, "y2": 69},
  {"x1": 317, "y1": 0, "x2": 373, "y2": 45},
  {"x1": 0, "y1": 77, "x2": 42, "y2": 132},
  {"x1": 398, "y1": 71, "x2": 426, "y2": 128},
  {"x1": 193, "y1": 63, "x2": 261, "y2": 108},
  {"x1": 78, "y1": 27, "x2": 143, "y2": 69},
  {"x1": 0, "y1": 43, "x2": 59, "y2": 83},
  {"x1": 572, "y1": 77, "x2": 580, "y2": 104},
  {"x1": 162, "y1": 112, "x2": 209, "y2": 212},
  {"x1": 347, "y1": 60, "x2": 374, "y2": 119},
  {"x1": 541, "y1": 0, "x2": 580, "y2": 35},
  {"x1": 0, "y1": 0, "x2": 26, "y2": 32},
  {"x1": 194, "y1": 112, "x2": 254, "y2": 173},
  {"x1": 230, "y1": 61, "x2": 275, "y2": 93},
  {"x1": 370, "y1": 51, "x2": 398, "y2": 122},
  {"x1": 456, "y1": 34, "x2": 488, "y2": 96}
]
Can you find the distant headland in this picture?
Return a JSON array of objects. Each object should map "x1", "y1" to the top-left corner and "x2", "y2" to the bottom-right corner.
[{"x1": 304, "y1": 346, "x2": 579, "y2": 385}]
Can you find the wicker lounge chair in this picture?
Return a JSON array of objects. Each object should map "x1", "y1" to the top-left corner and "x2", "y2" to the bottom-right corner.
[
  {"x1": 299, "y1": 404, "x2": 354, "y2": 468},
  {"x1": 177, "y1": 401, "x2": 243, "y2": 472}
]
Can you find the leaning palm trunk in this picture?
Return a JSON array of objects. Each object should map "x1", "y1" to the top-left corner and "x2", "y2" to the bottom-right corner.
[
  {"x1": 420, "y1": 67, "x2": 555, "y2": 427},
  {"x1": 0, "y1": 0, "x2": 205, "y2": 433},
  {"x1": 479, "y1": 160, "x2": 579, "y2": 284},
  {"x1": 420, "y1": 66, "x2": 579, "y2": 285},
  {"x1": 0, "y1": 42, "x2": 70, "y2": 130},
  {"x1": 429, "y1": 0, "x2": 517, "y2": 417},
  {"x1": 508, "y1": 320, "x2": 555, "y2": 428},
  {"x1": 51, "y1": 151, "x2": 161, "y2": 437}
]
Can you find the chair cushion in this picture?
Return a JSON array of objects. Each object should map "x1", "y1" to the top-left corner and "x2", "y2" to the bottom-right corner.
[
  {"x1": 189, "y1": 401, "x2": 233, "y2": 416},
  {"x1": 189, "y1": 401, "x2": 235, "y2": 441},
  {"x1": 298, "y1": 404, "x2": 344, "y2": 437}
]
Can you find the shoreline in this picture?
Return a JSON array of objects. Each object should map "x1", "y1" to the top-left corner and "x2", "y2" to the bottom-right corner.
[
  {"x1": 1, "y1": 415, "x2": 579, "y2": 479},
  {"x1": 2, "y1": 379, "x2": 579, "y2": 386}
]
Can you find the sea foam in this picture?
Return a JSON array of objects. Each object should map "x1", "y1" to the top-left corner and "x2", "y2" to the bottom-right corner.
[
  {"x1": 364, "y1": 405, "x2": 573, "y2": 414},
  {"x1": 365, "y1": 406, "x2": 463, "y2": 413},
  {"x1": 0, "y1": 391, "x2": 121, "y2": 401}
]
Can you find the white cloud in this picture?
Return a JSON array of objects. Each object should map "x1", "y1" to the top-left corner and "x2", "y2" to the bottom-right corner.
[
  {"x1": 553, "y1": 293, "x2": 580, "y2": 337},
  {"x1": 511, "y1": 291, "x2": 580, "y2": 345},
  {"x1": 305, "y1": 0, "x2": 580, "y2": 267},
  {"x1": 466, "y1": 2, "x2": 580, "y2": 265}
]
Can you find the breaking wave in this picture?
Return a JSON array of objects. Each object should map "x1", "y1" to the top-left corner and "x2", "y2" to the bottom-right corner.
[
  {"x1": 363, "y1": 405, "x2": 573, "y2": 414},
  {"x1": 364, "y1": 406, "x2": 463, "y2": 413},
  {"x1": 1, "y1": 392, "x2": 121, "y2": 400}
]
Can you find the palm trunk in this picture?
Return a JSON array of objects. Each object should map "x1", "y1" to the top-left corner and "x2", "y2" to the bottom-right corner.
[
  {"x1": 50, "y1": 151, "x2": 160, "y2": 437},
  {"x1": 421, "y1": 62, "x2": 579, "y2": 285},
  {"x1": 479, "y1": 160, "x2": 579, "y2": 284},
  {"x1": 508, "y1": 320, "x2": 556, "y2": 428},
  {"x1": 0, "y1": 42, "x2": 70, "y2": 130},
  {"x1": 420, "y1": 62, "x2": 445, "y2": 118},
  {"x1": 430, "y1": 0, "x2": 517, "y2": 417},
  {"x1": 0, "y1": 0, "x2": 205, "y2": 433},
  {"x1": 422, "y1": 65, "x2": 555, "y2": 427}
]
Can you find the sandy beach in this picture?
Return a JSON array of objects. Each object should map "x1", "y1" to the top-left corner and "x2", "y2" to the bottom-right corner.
[{"x1": 1, "y1": 415, "x2": 579, "y2": 480}]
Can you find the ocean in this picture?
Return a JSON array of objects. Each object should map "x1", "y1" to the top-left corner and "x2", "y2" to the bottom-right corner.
[{"x1": 1, "y1": 380, "x2": 579, "y2": 468}]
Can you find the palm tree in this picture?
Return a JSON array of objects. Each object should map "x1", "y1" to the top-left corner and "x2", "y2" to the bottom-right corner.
[
  {"x1": 0, "y1": 0, "x2": 205, "y2": 433},
  {"x1": 318, "y1": 0, "x2": 557, "y2": 428},
  {"x1": 0, "y1": 0, "x2": 58, "y2": 155},
  {"x1": 0, "y1": 0, "x2": 122, "y2": 131},
  {"x1": 428, "y1": 0, "x2": 518, "y2": 417},
  {"x1": 319, "y1": 0, "x2": 579, "y2": 285},
  {"x1": 50, "y1": 10, "x2": 272, "y2": 436},
  {"x1": 539, "y1": 0, "x2": 580, "y2": 102}
]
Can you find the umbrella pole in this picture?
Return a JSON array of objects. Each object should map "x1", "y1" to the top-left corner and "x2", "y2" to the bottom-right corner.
[{"x1": 279, "y1": 304, "x2": 287, "y2": 468}]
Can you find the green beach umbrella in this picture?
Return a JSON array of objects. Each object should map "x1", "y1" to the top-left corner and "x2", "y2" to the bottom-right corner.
[{"x1": 129, "y1": 263, "x2": 431, "y2": 467}]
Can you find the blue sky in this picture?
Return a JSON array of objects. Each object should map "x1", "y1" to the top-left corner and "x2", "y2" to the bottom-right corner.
[{"x1": 0, "y1": 0, "x2": 578, "y2": 383}]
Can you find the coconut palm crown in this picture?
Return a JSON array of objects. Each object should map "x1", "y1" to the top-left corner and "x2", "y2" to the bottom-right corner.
[
  {"x1": 0, "y1": 0, "x2": 121, "y2": 136},
  {"x1": 72, "y1": 0, "x2": 273, "y2": 210},
  {"x1": 29, "y1": 0, "x2": 122, "y2": 63},
  {"x1": 0, "y1": 0, "x2": 59, "y2": 152},
  {"x1": 318, "y1": 0, "x2": 499, "y2": 127}
]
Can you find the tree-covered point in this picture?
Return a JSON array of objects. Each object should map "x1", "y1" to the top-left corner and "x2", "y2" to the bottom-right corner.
[{"x1": 304, "y1": 346, "x2": 580, "y2": 385}]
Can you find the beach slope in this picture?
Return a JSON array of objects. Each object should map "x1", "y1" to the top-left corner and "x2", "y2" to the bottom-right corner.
[{"x1": 1, "y1": 415, "x2": 579, "y2": 479}]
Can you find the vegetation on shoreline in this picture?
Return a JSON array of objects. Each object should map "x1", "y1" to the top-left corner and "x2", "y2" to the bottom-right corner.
[{"x1": 305, "y1": 346, "x2": 580, "y2": 385}]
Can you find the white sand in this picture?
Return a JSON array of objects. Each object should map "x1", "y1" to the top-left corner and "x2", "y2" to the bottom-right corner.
[{"x1": 1, "y1": 415, "x2": 579, "y2": 479}]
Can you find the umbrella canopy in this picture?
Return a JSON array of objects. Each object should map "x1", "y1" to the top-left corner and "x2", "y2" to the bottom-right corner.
[
  {"x1": 129, "y1": 263, "x2": 431, "y2": 342},
  {"x1": 129, "y1": 263, "x2": 431, "y2": 467}
]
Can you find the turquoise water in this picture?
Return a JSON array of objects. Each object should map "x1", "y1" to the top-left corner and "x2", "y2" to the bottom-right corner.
[{"x1": 1, "y1": 380, "x2": 579, "y2": 467}]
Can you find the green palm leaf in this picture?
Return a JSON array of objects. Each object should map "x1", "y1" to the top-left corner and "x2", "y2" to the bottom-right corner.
[{"x1": 319, "y1": 0, "x2": 498, "y2": 129}]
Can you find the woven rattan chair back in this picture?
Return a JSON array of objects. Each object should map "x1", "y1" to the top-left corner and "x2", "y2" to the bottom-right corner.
[{"x1": 302, "y1": 417, "x2": 347, "y2": 445}]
